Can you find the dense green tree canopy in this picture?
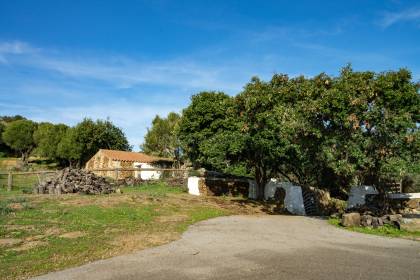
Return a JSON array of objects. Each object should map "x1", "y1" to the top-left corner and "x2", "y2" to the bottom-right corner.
[
  {"x1": 34, "y1": 123, "x2": 69, "y2": 160},
  {"x1": 56, "y1": 128, "x2": 83, "y2": 167},
  {"x1": 57, "y1": 118, "x2": 131, "y2": 167},
  {"x1": 177, "y1": 67, "x2": 420, "y2": 200},
  {"x1": 178, "y1": 91, "x2": 240, "y2": 169},
  {"x1": 0, "y1": 115, "x2": 27, "y2": 156},
  {"x1": 141, "y1": 112, "x2": 181, "y2": 159},
  {"x1": 2, "y1": 119, "x2": 37, "y2": 165}
]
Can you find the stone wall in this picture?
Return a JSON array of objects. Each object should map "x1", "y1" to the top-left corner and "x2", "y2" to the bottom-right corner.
[{"x1": 187, "y1": 176, "x2": 249, "y2": 197}]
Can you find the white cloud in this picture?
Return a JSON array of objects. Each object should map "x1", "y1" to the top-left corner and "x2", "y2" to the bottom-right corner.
[
  {"x1": 379, "y1": 7, "x2": 420, "y2": 28},
  {"x1": 0, "y1": 41, "x2": 245, "y2": 93}
]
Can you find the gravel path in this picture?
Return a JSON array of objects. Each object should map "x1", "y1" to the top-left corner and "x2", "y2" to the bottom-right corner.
[{"x1": 33, "y1": 215, "x2": 420, "y2": 280}]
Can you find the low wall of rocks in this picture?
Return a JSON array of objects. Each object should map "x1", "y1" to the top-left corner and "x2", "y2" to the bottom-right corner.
[{"x1": 347, "y1": 186, "x2": 420, "y2": 213}]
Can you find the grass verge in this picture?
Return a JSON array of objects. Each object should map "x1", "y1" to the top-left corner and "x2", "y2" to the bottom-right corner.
[
  {"x1": 0, "y1": 182, "x2": 265, "y2": 280},
  {"x1": 328, "y1": 217, "x2": 420, "y2": 240}
]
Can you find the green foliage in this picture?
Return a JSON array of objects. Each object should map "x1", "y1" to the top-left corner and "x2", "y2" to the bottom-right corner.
[
  {"x1": 141, "y1": 112, "x2": 181, "y2": 159},
  {"x1": 34, "y1": 123, "x2": 69, "y2": 160},
  {"x1": 178, "y1": 67, "x2": 420, "y2": 200},
  {"x1": 56, "y1": 128, "x2": 83, "y2": 167},
  {"x1": 1, "y1": 119, "x2": 37, "y2": 165},
  {"x1": 57, "y1": 118, "x2": 131, "y2": 167},
  {"x1": 178, "y1": 91, "x2": 244, "y2": 172}
]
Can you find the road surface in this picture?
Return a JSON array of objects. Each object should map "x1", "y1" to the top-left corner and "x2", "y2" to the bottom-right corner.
[{"x1": 33, "y1": 215, "x2": 420, "y2": 280}]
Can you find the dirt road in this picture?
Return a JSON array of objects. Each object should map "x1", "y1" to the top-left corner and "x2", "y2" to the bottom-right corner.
[{"x1": 33, "y1": 215, "x2": 420, "y2": 280}]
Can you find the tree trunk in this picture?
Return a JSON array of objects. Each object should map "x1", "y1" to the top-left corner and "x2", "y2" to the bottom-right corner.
[
  {"x1": 21, "y1": 151, "x2": 29, "y2": 167},
  {"x1": 255, "y1": 165, "x2": 267, "y2": 200}
]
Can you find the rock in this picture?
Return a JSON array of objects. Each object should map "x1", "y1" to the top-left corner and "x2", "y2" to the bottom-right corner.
[
  {"x1": 361, "y1": 215, "x2": 373, "y2": 227},
  {"x1": 372, "y1": 217, "x2": 379, "y2": 228},
  {"x1": 116, "y1": 188, "x2": 122, "y2": 194},
  {"x1": 406, "y1": 199, "x2": 419, "y2": 210},
  {"x1": 341, "y1": 213, "x2": 361, "y2": 227},
  {"x1": 389, "y1": 214, "x2": 402, "y2": 222}
]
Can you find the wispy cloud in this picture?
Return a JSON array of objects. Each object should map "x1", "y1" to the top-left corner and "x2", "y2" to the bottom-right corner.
[
  {"x1": 379, "y1": 7, "x2": 420, "y2": 28},
  {"x1": 0, "y1": 41, "x2": 38, "y2": 63},
  {"x1": 0, "y1": 41, "x2": 35, "y2": 54},
  {"x1": 0, "y1": 41, "x2": 244, "y2": 92}
]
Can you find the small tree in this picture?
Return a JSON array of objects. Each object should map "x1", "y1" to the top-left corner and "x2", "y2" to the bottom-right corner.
[
  {"x1": 234, "y1": 75, "x2": 299, "y2": 199},
  {"x1": 142, "y1": 112, "x2": 181, "y2": 159},
  {"x1": 2, "y1": 119, "x2": 37, "y2": 165},
  {"x1": 56, "y1": 128, "x2": 83, "y2": 167}
]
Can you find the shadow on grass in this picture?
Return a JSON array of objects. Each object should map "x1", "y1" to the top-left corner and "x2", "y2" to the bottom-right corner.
[{"x1": 222, "y1": 197, "x2": 295, "y2": 215}]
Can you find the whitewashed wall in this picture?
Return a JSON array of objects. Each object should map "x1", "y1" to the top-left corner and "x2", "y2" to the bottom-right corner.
[
  {"x1": 188, "y1": 176, "x2": 305, "y2": 215},
  {"x1": 262, "y1": 179, "x2": 306, "y2": 215},
  {"x1": 187, "y1": 176, "x2": 201, "y2": 196},
  {"x1": 134, "y1": 162, "x2": 161, "y2": 180},
  {"x1": 188, "y1": 177, "x2": 305, "y2": 215},
  {"x1": 346, "y1": 185, "x2": 378, "y2": 209}
]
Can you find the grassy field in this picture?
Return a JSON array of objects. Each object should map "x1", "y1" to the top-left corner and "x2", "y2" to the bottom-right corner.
[
  {"x1": 328, "y1": 217, "x2": 420, "y2": 240},
  {"x1": 0, "y1": 157, "x2": 59, "y2": 172},
  {"x1": 0, "y1": 182, "x2": 266, "y2": 280}
]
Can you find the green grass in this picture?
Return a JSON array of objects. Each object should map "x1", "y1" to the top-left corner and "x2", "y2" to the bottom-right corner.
[
  {"x1": 125, "y1": 181, "x2": 187, "y2": 196},
  {"x1": 0, "y1": 182, "x2": 235, "y2": 280},
  {"x1": 328, "y1": 217, "x2": 420, "y2": 239}
]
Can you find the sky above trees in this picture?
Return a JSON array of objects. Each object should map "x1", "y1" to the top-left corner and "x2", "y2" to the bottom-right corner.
[{"x1": 0, "y1": 0, "x2": 419, "y2": 149}]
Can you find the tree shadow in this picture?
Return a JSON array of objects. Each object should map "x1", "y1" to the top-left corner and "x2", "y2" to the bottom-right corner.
[{"x1": 227, "y1": 198, "x2": 295, "y2": 215}]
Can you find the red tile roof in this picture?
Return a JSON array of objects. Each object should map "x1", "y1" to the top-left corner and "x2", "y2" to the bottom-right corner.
[{"x1": 99, "y1": 149, "x2": 173, "y2": 163}]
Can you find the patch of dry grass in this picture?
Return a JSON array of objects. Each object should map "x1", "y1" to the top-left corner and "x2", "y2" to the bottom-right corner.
[{"x1": 0, "y1": 182, "x2": 266, "y2": 280}]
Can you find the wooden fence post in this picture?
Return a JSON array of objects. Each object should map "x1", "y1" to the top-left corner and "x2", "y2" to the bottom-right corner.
[
  {"x1": 114, "y1": 168, "x2": 119, "y2": 180},
  {"x1": 7, "y1": 172, "x2": 13, "y2": 191}
]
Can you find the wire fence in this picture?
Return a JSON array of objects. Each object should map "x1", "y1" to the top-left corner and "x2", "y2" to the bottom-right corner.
[
  {"x1": 0, "y1": 168, "x2": 192, "y2": 192},
  {"x1": 0, "y1": 171, "x2": 57, "y2": 192},
  {"x1": 1, "y1": 168, "x2": 419, "y2": 193}
]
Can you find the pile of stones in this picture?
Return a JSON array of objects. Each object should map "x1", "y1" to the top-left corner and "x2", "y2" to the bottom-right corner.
[
  {"x1": 341, "y1": 212, "x2": 403, "y2": 229},
  {"x1": 35, "y1": 168, "x2": 115, "y2": 195}
]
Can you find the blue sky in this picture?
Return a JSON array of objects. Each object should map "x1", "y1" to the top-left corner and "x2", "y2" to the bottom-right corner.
[{"x1": 1, "y1": 0, "x2": 420, "y2": 150}]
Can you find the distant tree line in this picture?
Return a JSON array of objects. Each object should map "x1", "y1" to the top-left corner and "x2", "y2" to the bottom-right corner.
[
  {"x1": 143, "y1": 66, "x2": 420, "y2": 200},
  {"x1": 0, "y1": 116, "x2": 131, "y2": 168}
]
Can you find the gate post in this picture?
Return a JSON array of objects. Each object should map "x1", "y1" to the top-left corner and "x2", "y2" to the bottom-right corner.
[{"x1": 7, "y1": 172, "x2": 13, "y2": 191}]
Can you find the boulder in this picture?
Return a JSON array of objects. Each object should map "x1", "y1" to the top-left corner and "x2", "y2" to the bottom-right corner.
[
  {"x1": 371, "y1": 217, "x2": 379, "y2": 228},
  {"x1": 389, "y1": 214, "x2": 403, "y2": 222},
  {"x1": 341, "y1": 213, "x2": 361, "y2": 227},
  {"x1": 361, "y1": 215, "x2": 373, "y2": 227}
]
